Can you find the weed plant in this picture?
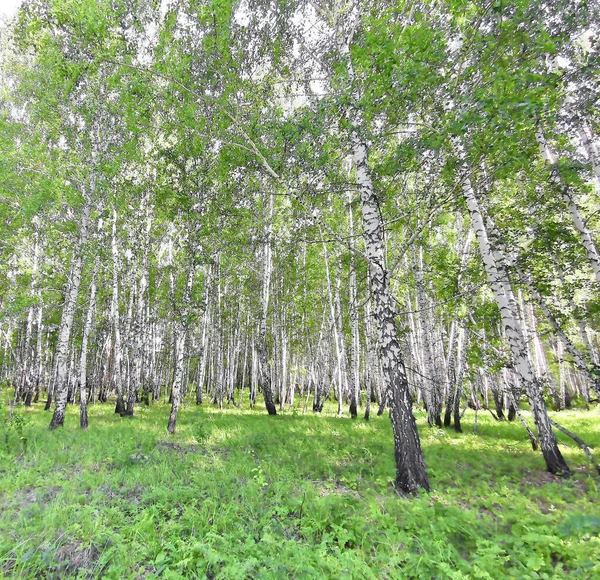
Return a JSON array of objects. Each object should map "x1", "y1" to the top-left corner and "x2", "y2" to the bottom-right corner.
[{"x1": 0, "y1": 400, "x2": 598, "y2": 578}]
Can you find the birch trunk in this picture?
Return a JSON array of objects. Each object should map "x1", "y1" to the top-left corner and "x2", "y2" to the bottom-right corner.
[
  {"x1": 348, "y1": 193, "x2": 361, "y2": 418},
  {"x1": 363, "y1": 285, "x2": 376, "y2": 421},
  {"x1": 536, "y1": 131, "x2": 600, "y2": 283},
  {"x1": 576, "y1": 121, "x2": 600, "y2": 190},
  {"x1": 79, "y1": 260, "x2": 98, "y2": 429},
  {"x1": 123, "y1": 277, "x2": 135, "y2": 415},
  {"x1": 525, "y1": 276, "x2": 600, "y2": 398},
  {"x1": 134, "y1": 276, "x2": 147, "y2": 406},
  {"x1": 196, "y1": 267, "x2": 212, "y2": 405},
  {"x1": 167, "y1": 264, "x2": 194, "y2": 433},
  {"x1": 50, "y1": 198, "x2": 91, "y2": 428},
  {"x1": 553, "y1": 339, "x2": 567, "y2": 410},
  {"x1": 463, "y1": 175, "x2": 569, "y2": 474},
  {"x1": 31, "y1": 303, "x2": 44, "y2": 404},
  {"x1": 354, "y1": 141, "x2": 429, "y2": 491},
  {"x1": 443, "y1": 224, "x2": 471, "y2": 425},
  {"x1": 111, "y1": 208, "x2": 126, "y2": 415},
  {"x1": 317, "y1": 9, "x2": 429, "y2": 491},
  {"x1": 322, "y1": 240, "x2": 345, "y2": 416},
  {"x1": 453, "y1": 327, "x2": 468, "y2": 432},
  {"x1": 23, "y1": 228, "x2": 42, "y2": 406},
  {"x1": 415, "y1": 246, "x2": 441, "y2": 427},
  {"x1": 167, "y1": 331, "x2": 188, "y2": 433},
  {"x1": 258, "y1": 192, "x2": 277, "y2": 415}
]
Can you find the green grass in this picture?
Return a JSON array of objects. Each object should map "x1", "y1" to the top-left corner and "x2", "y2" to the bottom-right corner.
[{"x1": 0, "y1": 400, "x2": 599, "y2": 579}]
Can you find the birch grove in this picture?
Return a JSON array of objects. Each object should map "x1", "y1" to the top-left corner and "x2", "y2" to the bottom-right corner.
[{"x1": 0, "y1": 0, "x2": 599, "y2": 494}]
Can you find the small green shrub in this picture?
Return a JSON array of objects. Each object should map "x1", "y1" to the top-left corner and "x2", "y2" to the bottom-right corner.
[{"x1": 0, "y1": 402, "x2": 31, "y2": 456}]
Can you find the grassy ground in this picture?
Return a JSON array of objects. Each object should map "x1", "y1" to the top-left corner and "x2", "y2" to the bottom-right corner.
[{"x1": 0, "y1": 400, "x2": 599, "y2": 579}]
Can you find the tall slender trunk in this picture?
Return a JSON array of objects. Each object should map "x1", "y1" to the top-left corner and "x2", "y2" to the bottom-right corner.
[
  {"x1": 239, "y1": 320, "x2": 249, "y2": 407},
  {"x1": 167, "y1": 331, "x2": 188, "y2": 433},
  {"x1": 23, "y1": 229, "x2": 42, "y2": 406},
  {"x1": 50, "y1": 198, "x2": 91, "y2": 429},
  {"x1": 453, "y1": 327, "x2": 468, "y2": 432},
  {"x1": 79, "y1": 260, "x2": 98, "y2": 429},
  {"x1": 196, "y1": 267, "x2": 212, "y2": 405},
  {"x1": 443, "y1": 319, "x2": 458, "y2": 428},
  {"x1": 462, "y1": 173, "x2": 569, "y2": 475},
  {"x1": 444, "y1": 229, "x2": 472, "y2": 427},
  {"x1": 353, "y1": 137, "x2": 429, "y2": 492},
  {"x1": 536, "y1": 130, "x2": 600, "y2": 283},
  {"x1": 278, "y1": 317, "x2": 288, "y2": 411},
  {"x1": 32, "y1": 303, "x2": 45, "y2": 404},
  {"x1": 134, "y1": 277, "x2": 147, "y2": 406},
  {"x1": 121, "y1": 277, "x2": 135, "y2": 414},
  {"x1": 524, "y1": 273, "x2": 600, "y2": 398},
  {"x1": 258, "y1": 192, "x2": 277, "y2": 415},
  {"x1": 415, "y1": 245, "x2": 441, "y2": 427},
  {"x1": 322, "y1": 239, "x2": 345, "y2": 416},
  {"x1": 111, "y1": 208, "x2": 126, "y2": 415},
  {"x1": 363, "y1": 283, "x2": 376, "y2": 421},
  {"x1": 340, "y1": 23, "x2": 428, "y2": 487},
  {"x1": 575, "y1": 120, "x2": 600, "y2": 190},
  {"x1": 167, "y1": 262, "x2": 195, "y2": 433},
  {"x1": 444, "y1": 322, "x2": 465, "y2": 430},
  {"x1": 348, "y1": 193, "x2": 361, "y2": 418},
  {"x1": 553, "y1": 339, "x2": 567, "y2": 410}
]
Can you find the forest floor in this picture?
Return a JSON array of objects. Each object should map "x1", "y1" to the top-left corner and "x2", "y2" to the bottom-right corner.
[{"x1": 0, "y1": 401, "x2": 599, "y2": 579}]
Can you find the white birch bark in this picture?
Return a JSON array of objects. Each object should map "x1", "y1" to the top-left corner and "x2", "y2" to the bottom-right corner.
[
  {"x1": 576, "y1": 122, "x2": 600, "y2": 190},
  {"x1": 134, "y1": 276, "x2": 147, "y2": 405},
  {"x1": 138, "y1": 194, "x2": 153, "y2": 405},
  {"x1": 196, "y1": 266, "x2": 212, "y2": 405},
  {"x1": 23, "y1": 228, "x2": 41, "y2": 405},
  {"x1": 279, "y1": 319, "x2": 288, "y2": 410},
  {"x1": 79, "y1": 259, "x2": 98, "y2": 429},
  {"x1": 258, "y1": 191, "x2": 277, "y2": 415},
  {"x1": 443, "y1": 229, "x2": 472, "y2": 428},
  {"x1": 536, "y1": 130, "x2": 600, "y2": 283},
  {"x1": 32, "y1": 302, "x2": 44, "y2": 403},
  {"x1": 111, "y1": 208, "x2": 126, "y2": 415},
  {"x1": 525, "y1": 276, "x2": 600, "y2": 398},
  {"x1": 363, "y1": 284, "x2": 377, "y2": 421},
  {"x1": 415, "y1": 245, "x2": 441, "y2": 426},
  {"x1": 123, "y1": 275, "x2": 135, "y2": 413},
  {"x1": 322, "y1": 241, "x2": 345, "y2": 416},
  {"x1": 239, "y1": 319, "x2": 249, "y2": 407},
  {"x1": 167, "y1": 264, "x2": 194, "y2": 433},
  {"x1": 452, "y1": 327, "x2": 468, "y2": 432},
  {"x1": 50, "y1": 197, "x2": 91, "y2": 428},
  {"x1": 553, "y1": 339, "x2": 567, "y2": 410},
  {"x1": 297, "y1": 3, "x2": 429, "y2": 491},
  {"x1": 462, "y1": 174, "x2": 569, "y2": 474},
  {"x1": 342, "y1": 54, "x2": 428, "y2": 491},
  {"x1": 348, "y1": 193, "x2": 361, "y2": 418},
  {"x1": 355, "y1": 137, "x2": 430, "y2": 490}
]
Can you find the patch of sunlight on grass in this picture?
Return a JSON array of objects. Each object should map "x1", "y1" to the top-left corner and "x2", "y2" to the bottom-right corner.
[{"x1": 1, "y1": 399, "x2": 599, "y2": 578}]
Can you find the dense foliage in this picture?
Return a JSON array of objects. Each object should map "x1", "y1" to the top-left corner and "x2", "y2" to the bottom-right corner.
[{"x1": 0, "y1": 0, "x2": 599, "y2": 558}]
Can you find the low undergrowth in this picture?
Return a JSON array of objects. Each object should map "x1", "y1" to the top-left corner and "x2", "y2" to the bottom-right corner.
[{"x1": 0, "y1": 400, "x2": 598, "y2": 579}]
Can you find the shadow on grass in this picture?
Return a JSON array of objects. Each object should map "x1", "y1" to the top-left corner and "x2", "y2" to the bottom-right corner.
[
  {"x1": 5, "y1": 400, "x2": 598, "y2": 510},
  {"x1": 2, "y1": 401, "x2": 599, "y2": 579}
]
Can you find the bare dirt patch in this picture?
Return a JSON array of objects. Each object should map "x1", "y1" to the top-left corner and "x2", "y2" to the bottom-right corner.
[
  {"x1": 55, "y1": 539, "x2": 101, "y2": 578},
  {"x1": 96, "y1": 483, "x2": 145, "y2": 506},
  {"x1": 5, "y1": 485, "x2": 63, "y2": 509},
  {"x1": 155, "y1": 440, "x2": 198, "y2": 455},
  {"x1": 312, "y1": 479, "x2": 361, "y2": 498},
  {"x1": 522, "y1": 471, "x2": 564, "y2": 486},
  {"x1": 521, "y1": 469, "x2": 589, "y2": 496},
  {"x1": 154, "y1": 441, "x2": 231, "y2": 460}
]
